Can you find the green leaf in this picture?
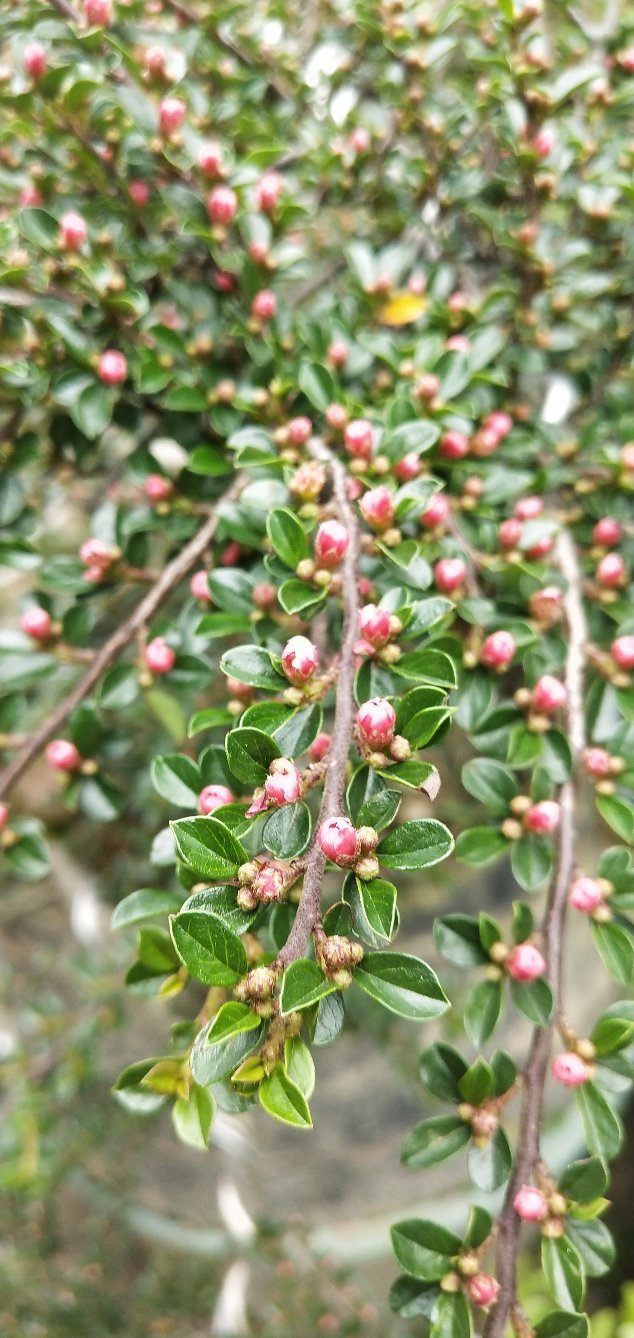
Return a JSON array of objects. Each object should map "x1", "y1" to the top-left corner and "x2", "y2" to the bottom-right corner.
[
  {"x1": 559, "y1": 1158, "x2": 609, "y2": 1204},
  {"x1": 401, "y1": 1115, "x2": 470, "y2": 1169},
  {"x1": 462, "y1": 1205, "x2": 493, "y2": 1249},
  {"x1": 309, "y1": 991, "x2": 345, "y2": 1046},
  {"x1": 284, "y1": 1035, "x2": 315, "y2": 1099},
  {"x1": 279, "y1": 959, "x2": 336, "y2": 1015},
  {"x1": 458, "y1": 1057, "x2": 494, "y2": 1106},
  {"x1": 391, "y1": 1219, "x2": 461, "y2": 1281},
  {"x1": 259, "y1": 1063, "x2": 312, "y2": 1128},
  {"x1": 196, "y1": 612, "x2": 251, "y2": 640},
  {"x1": 376, "y1": 760, "x2": 440, "y2": 794},
  {"x1": 455, "y1": 826, "x2": 508, "y2": 866},
  {"x1": 464, "y1": 980, "x2": 503, "y2": 1046},
  {"x1": 592, "y1": 920, "x2": 634, "y2": 984},
  {"x1": 220, "y1": 644, "x2": 285, "y2": 690},
  {"x1": 170, "y1": 911, "x2": 247, "y2": 985},
  {"x1": 356, "y1": 787, "x2": 401, "y2": 832},
  {"x1": 378, "y1": 819, "x2": 454, "y2": 870},
  {"x1": 510, "y1": 976, "x2": 554, "y2": 1025},
  {"x1": 575, "y1": 1082, "x2": 623, "y2": 1160},
  {"x1": 151, "y1": 754, "x2": 201, "y2": 809},
  {"x1": 190, "y1": 1013, "x2": 265, "y2": 1086},
  {"x1": 345, "y1": 876, "x2": 398, "y2": 947},
  {"x1": 225, "y1": 727, "x2": 281, "y2": 784},
  {"x1": 468, "y1": 1127, "x2": 512, "y2": 1191},
  {"x1": 171, "y1": 816, "x2": 246, "y2": 880},
  {"x1": 70, "y1": 382, "x2": 114, "y2": 439},
  {"x1": 542, "y1": 1236, "x2": 585, "y2": 1312},
  {"x1": 390, "y1": 1277, "x2": 440, "y2": 1319},
  {"x1": 207, "y1": 1002, "x2": 262, "y2": 1043},
  {"x1": 433, "y1": 915, "x2": 487, "y2": 967},
  {"x1": 393, "y1": 649, "x2": 457, "y2": 688},
  {"x1": 462, "y1": 759, "x2": 518, "y2": 814},
  {"x1": 266, "y1": 508, "x2": 308, "y2": 568},
  {"x1": 596, "y1": 794, "x2": 634, "y2": 844},
  {"x1": 534, "y1": 1313, "x2": 588, "y2": 1338},
  {"x1": 420, "y1": 1044, "x2": 468, "y2": 1102},
  {"x1": 565, "y1": 1219, "x2": 615, "y2": 1278},
  {"x1": 273, "y1": 703, "x2": 323, "y2": 756},
  {"x1": 278, "y1": 579, "x2": 325, "y2": 616},
  {"x1": 180, "y1": 885, "x2": 256, "y2": 935},
  {"x1": 431, "y1": 1289, "x2": 472, "y2": 1338},
  {"x1": 298, "y1": 361, "x2": 336, "y2": 410},
  {"x1": 512, "y1": 833, "x2": 553, "y2": 891},
  {"x1": 171, "y1": 1084, "x2": 215, "y2": 1150},
  {"x1": 263, "y1": 801, "x2": 312, "y2": 858},
  {"x1": 188, "y1": 707, "x2": 233, "y2": 736},
  {"x1": 111, "y1": 887, "x2": 182, "y2": 930},
  {"x1": 353, "y1": 952, "x2": 449, "y2": 1020}
]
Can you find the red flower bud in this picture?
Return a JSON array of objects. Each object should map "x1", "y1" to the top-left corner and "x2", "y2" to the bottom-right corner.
[
  {"x1": 190, "y1": 570, "x2": 211, "y2": 601},
  {"x1": 593, "y1": 517, "x2": 622, "y2": 547},
  {"x1": 481, "y1": 630, "x2": 515, "y2": 669},
  {"x1": 440, "y1": 431, "x2": 470, "y2": 460},
  {"x1": 569, "y1": 877, "x2": 603, "y2": 912},
  {"x1": 264, "y1": 759, "x2": 302, "y2": 806},
  {"x1": 144, "y1": 474, "x2": 173, "y2": 503},
  {"x1": 358, "y1": 604, "x2": 392, "y2": 648},
  {"x1": 251, "y1": 289, "x2": 277, "y2": 321},
  {"x1": 513, "y1": 1185, "x2": 548, "y2": 1222},
  {"x1": 359, "y1": 486, "x2": 395, "y2": 531},
  {"x1": 314, "y1": 520, "x2": 349, "y2": 568},
  {"x1": 551, "y1": 1052, "x2": 589, "y2": 1087},
  {"x1": 256, "y1": 171, "x2": 283, "y2": 212},
  {"x1": 506, "y1": 943, "x2": 546, "y2": 981},
  {"x1": 531, "y1": 675, "x2": 567, "y2": 713},
  {"x1": 434, "y1": 557, "x2": 466, "y2": 593},
  {"x1": 287, "y1": 416, "x2": 312, "y2": 446},
  {"x1": 206, "y1": 185, "x2": 238, "y2": 225},
  {"x1": 318, "y1": 816, "x2": 360, "y2": 866},
  {"x1": 24, "y1": 42, "x2": 47, "y2": 79},
  {"x1": 597, "y1": 553, "x2": 626, "y2": 588},
  {"x1": 98, "y1": 350, "x2": 127, "y2": 385},
  {"x1": 344, "y1": 419, "x2": 374, "y2": 460},
  {"x1": 46, "y1": 739, "x2": 81, "y2": 772},
  {"x1": 198, "y1": 142, "x2": 224, "y2": 177},
  {"x1": 84, "y1": 0, "x2": 112, "y2": 23},
  {"x1": 466, "y1": 1275, "x2": 500, "y2": 1309},
  {"x1": 158, "y1": 96, "x2": 186, "y2": 137},
  {"x1": 514, "y1": 496, "x2": 543, "y2": 521},
  {"x1": 612, "y1": 635, "x2": 634, "y2": 670},
  {"x1": 420, "y1": 494, "x2": 450, "y2": 530},
  {"x1": 59, "y1": 210, "x2": 87, "y2": 250},
  {"x1": 499, "y1": 518, "x2": 523, "y2": 550},
  {"x1": 524, "y1": 800, "x2": 560, "y2": 833},
  {"x1": 394, "y1": 452, "x2": 421, "y2": 481},
  {"x1": 21, "y1": 607, "x2": 52, "y2": 640},
  {"x1": 144, "y1": 637, "x2": 176, "y2": 675},
  {"x1": 310, "y1": 732, "x2": 331, "y2": 762},
  {"x1": 583, "y1": 747, "x2": 612, "y2": 778}
]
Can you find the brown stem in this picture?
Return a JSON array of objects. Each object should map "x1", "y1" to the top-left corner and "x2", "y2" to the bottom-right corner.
[
  {"x1": 276, "y1": 446, "x2": 360, "y2": 968},
  {"x1": 484, "y1": 530, "x2": 586, "y2": 1338},
  {"x1": 0, "y1": 476, "x2": 245, "y2": 803}
]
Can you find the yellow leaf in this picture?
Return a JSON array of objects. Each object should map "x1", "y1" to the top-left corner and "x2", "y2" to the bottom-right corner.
[{"x1": 378, "y1": 291, "x2": 428, "y2": 326}]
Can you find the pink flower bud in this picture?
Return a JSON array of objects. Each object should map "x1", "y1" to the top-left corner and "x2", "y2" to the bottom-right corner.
[
  {"x1": 347, "y1": 477, "x2": 363, "y2": 501},
  {"x1": 264, "y1": 759, "x2": 302, "y2": 806},
  {"x1": 440, "y1": 430, "x2": 470, "y2": 460},
  {"x1": 395, "y1": 452, "x2": 421, "y2": 481},
  {"x1": 514, "y1": 496, "x2": 543, "y2": 521},
  {"x1": 282, "y1": 635, "x2": 319, "y2": 684},
  {"x1": 481, "y1": 630, "x2": 515, "y2": 669},
  {"x1": 526, "y1": 534, "x2": 554, "y2": 561},
  {"x1": 79, "y1": 537, "x2": 111, "y2": 569},
  {"x1": 328, "y1": 340, "x2": 348, "y2": 367},
  {"x1": 198, "y1": 784, "x2": 234, "y2": 814},
  {"x1": 251, "y1": 288, "x2": 277, "y2": 321},
  {"x1": 84, "y1": 0, "x2": 112, "y2": 23},
  {"x1": 46, "y1": 739, "x2": 81, "y2": 772},
  {"x1": 529, "y1": 586, "x2": 562, "y2": 622},
  {"x1": 597, "y1": 553, "x2": 626, "y2": 588},
  {"x1": 198, "y1": 142, "x2": 224, "y2": 177},
  {"x1": 471, "y1": 426, "x2": 499, "y2": 457},
  {"x1": 434, "y1": 557, "x2": 466, "y2": 594},
  {"x1": 513, "y1": 1185, "x2": 548, "y2": 1222},
  {"x1": 420, "y1": 494, "x2": 450, "y2": 530},
  {"x1": 499, "y1": 518, "x2": 523, "y2": 550},
  {"x1": 252, "y1": 582, "x2": 276, "y2": 609},
  {"x1": 190, "y1": 570, "x2": 211, "y2": 601},
  {"x1": 612, "y1": 635, "x2": 634, "y2": 670},
  {"x1": 448, "y1": 289, "x2": 467, "y2": 312},
  {"x1": 318, "y1": 816, "x2": 360, "y2": 866},
  {"x1": 593, "y1": 517, "x2": 622, "y2": 547},
  {"x1": 252, "y1": 861, "x2": 286, "y2": 902},
  {"x1": 358, "y1": 604, "x2": 392, "y2": 648},
  {"x1": 506, "y1": 943, "x2": 546, "y2": 982},
  {"x1": 532, "y1": 127, "x2": 555, "y2": 158},
  {"x1": 310, "y1": 732, "x2": 331, "y2": 762},
  {"x1": 315, "y1": 519, "x2": 349, "y2": 568},
  {"x1": 144, "y1": 637, "x2": 176, "y2": 675},
  {"x1": 325, "y1": 402, "x2": 348, "y2": 430},
  {"x1": 524, "y1": 800, "x2": 560, "y2": 834},
  {"x1": 569, "y1": 876, "x2": 603, "y2": 912},
  {"x1": 621, "y1": 444, "x2": 634, "y2": 471},
  {"x1": 21, "y1": 185, "x2": 43, "y2": 206},
  {"x1": 349, "y1": 126, "x2": 371, "y2": 154},
  {"x1": 21, "y1": 607, "x2": 52, "y2": 640},
  {"x1": 0, "y1": 802, "x2": 8, "y2": 831},
  {"x1": 129, "y1": 180, "x2": 150, "y2": 207},
  {"x1": 357, "y1": 698, "x2": 396, "y2": 747},
  {"x1": 206, "y1": 185, "x2": 238, "y2": 225},
  {"x1": 289, "y1": 462, "x2": 325, "y2": 500},
  {"x1": 359, "y1": 486, "x2": 395, "y2": 531},
  {"x1": 446, "y1": 334, "x2": 470, "y2": 352},
  {"x1": 24, "y1": 42, "x2": 47, "y2": 79},
  {"x1": 582, "y1": 747, "x2": 612, "y2": 778},
  {"x1": 466, "y1": 1275, "x2": 500, "y2": 1309},
  {"x1": 220, "y1": 540, "x2": 241, "y2": 567},
  {"x1": 256, "y1": 171, "x2": 283, "y2": 212},
  {"x1": 618, "y1": 46, "x2": 634, "y2": 72},
  {"x1": 59, "y1": 210, "x2": 88, "y2": 251},
  {"x1": 531, "y1": 675, "x2": 567, "y2": 713},
  {"x1": 287, "y1": 416, "x2": 312, "y2": 446},
  {"x1": 486, "y1": 411, "x2": 513, "y2": 441},
  {"x1": 344, "y1": 419, "x2": 374, "y2": 460},
  {"x1": 552, "y1": 1052, "x2": 589, "y2": 1087},
  {"x1": 158, "y1": 96, "x2": 186, "y2": 137},
  {"x1": 416, "y1": 373, "x2": 440, "y2": 400},
  {"x1": 98, "y1": 350, "x2": 127, "y2": 385},
  {"x1": 144, "y1": 45, "x2": 167, "y2": 77},
  {"x1": 144, "y1": 474, "x2": 173, "y2": 503}
]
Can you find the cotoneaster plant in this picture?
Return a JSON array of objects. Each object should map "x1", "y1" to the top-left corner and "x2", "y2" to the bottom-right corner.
[{"x1": 1, "y1": 0, "x2": 634, "y2": 1336}]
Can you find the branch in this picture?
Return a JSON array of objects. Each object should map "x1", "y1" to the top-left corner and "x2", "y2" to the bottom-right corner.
[
  {"x1": 276, "y1": 446, "x2": 360, "y2": 967},
  {"x1": 484, "y1": 529, "x2": 587, "y2": 1338},
  {"x1": 0, "y1": 475, "x2": 245, "y2": 803}
]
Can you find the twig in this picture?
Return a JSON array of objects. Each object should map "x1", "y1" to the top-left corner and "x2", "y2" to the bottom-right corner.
[
  {"x1": 484, "y1": 529, "x2": 586, "y2": 1338},
  {"x1": 0, "y1": 476, "x2": 245, "y2": 803},
  {"x1": 276, "y1": 446, "x2": 360, "y2": 967}
]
